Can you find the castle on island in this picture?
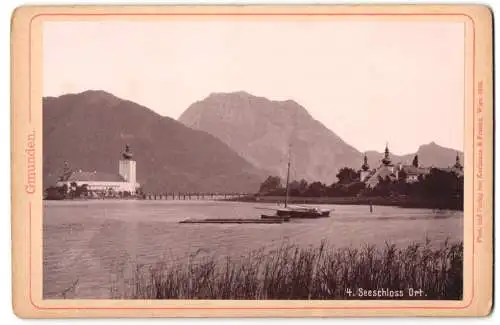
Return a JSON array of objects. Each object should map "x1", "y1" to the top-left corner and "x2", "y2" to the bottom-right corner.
[
  {"x1": 359, "y1": 144, "x2": 463, "y2": 188},
  {"x1": 56, "y1": 144, "x2": 140, "y2": 195}
]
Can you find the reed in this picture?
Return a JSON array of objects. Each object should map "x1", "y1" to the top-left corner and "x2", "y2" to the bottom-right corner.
[{"x1": 115, "y1": 240, "x2": 463, "y2": 300}]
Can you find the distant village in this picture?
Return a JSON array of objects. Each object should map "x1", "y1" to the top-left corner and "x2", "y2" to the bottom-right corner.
[
  {"x1": 257, "y1": 144, "x2": 464, "y2": 210},
  {"x1": 360, "y1": 144, "x2": 463, "y2": 187}
]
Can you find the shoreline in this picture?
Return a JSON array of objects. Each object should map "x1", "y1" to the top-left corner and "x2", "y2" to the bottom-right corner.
[
  {"x1": 43, "y1": 195, "x2": 463, "y2": 211},
  {"x1": 224, "y1": 195, "x2": 463, "y2": 211}
]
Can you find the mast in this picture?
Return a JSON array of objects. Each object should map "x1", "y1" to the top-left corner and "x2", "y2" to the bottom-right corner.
[
  {"x1": 284, "y1": 107, "x2": 297, "y2": 209},
  {"x1": 284, "y1": 144, "x2": 291, "y2": 208}
]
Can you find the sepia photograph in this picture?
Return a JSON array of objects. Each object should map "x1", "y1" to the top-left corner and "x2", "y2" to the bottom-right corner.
[{"x1": 40, "y1": 16, "x2": 468, "y2": 301}]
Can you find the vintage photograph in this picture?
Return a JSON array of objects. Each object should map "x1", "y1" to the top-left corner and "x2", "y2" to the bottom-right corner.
[{"x1": 42, "y1": 18, "x2": 465, "y2": 300}]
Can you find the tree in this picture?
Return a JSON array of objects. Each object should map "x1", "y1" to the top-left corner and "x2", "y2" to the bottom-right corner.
[
  {"x1": 336, "y1": 167, "x2": 359, "y2": 184},
  {"x1": 398, "y1": 168, "x2": 407, "y2": 182},
  {"x1": 298, "y1": 179, "x2": 308, "y2": 194},
  {"x1": 372, "y1": 176, "x2": 393, "y2": 197},
  {"x1": 346, "y1": 182, "x2": 366, "y2": 196},
  {"x1": 327, "y1": 183, "x2": 343, "y2": 197},
  {"x1": 326, "y1": 181, "x2": 364, "y2": 197},
  {"x1": 258, "y1": 176, "x2": 282, "y2": 194},
  {"x1": 74, "y1": 184, "x2": 88, "y2": 198},
  {"x1": 393, "y1": 174, "x2": 409, "y2": 196},
  {"x1": 412, "y1": 155, "x2": 419, "y2": 167},
  {"x1": 288, "y1": 180, "x2": 301, "y2": 196},
  {"x1": 304, "y1": 181, "x2": 327, "y2": 197},
  {"x1": 417, "y1": 168, "x2": 463, "y2": 209},
  {"x1": 390, "y1": 168, "x2": 464, "y2": 209},
  {"x1": 68, "y1": 182, "x2": 78, "y2": 199},
  {"x1": 44, "y1": 186, "x2": 66, "y2": 200}
]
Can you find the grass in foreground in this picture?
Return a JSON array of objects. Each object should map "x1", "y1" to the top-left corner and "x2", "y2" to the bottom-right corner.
[{"x1": 111, "y1": 240, "x2": 463, "y2": 300}]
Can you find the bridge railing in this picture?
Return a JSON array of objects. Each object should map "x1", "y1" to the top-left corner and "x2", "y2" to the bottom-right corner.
[{"x1": 142, "y1": 192, "x2": 252, "y2": 200}]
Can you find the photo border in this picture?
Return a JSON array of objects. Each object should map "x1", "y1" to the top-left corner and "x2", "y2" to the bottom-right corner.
[{"x1": 11, "y1": 4, "x2": 493, "y2": 318}]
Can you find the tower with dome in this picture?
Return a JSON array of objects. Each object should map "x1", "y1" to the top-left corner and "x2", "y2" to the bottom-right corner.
[{"x1": 56, "y1": 144, "x2": 140, "y2": 196}]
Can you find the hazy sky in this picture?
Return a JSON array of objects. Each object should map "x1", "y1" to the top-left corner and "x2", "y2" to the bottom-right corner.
[{"x1": 43, "y1": 19, "x2": 465, "y2": 155}]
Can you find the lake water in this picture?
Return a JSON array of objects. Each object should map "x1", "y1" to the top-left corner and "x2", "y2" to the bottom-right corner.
[{"x1": 43, "y1": 200, "x2": 463, "y2": 299}]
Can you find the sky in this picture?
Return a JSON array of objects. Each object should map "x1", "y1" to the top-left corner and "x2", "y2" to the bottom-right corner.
[{"x1": 43, "y1": 19, "x2": 465, "y2": 155}]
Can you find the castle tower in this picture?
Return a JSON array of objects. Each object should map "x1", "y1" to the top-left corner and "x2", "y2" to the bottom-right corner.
[
  {"x1": 412, "y1": 154, "x2": 419, "y2": 168},
  {"x1": 453, "y1": 152, "x2": 463, "y2": 170},
  {"x1": 360, "y1": 153, "x2": 371, "y2": 182},
  {"x1": 119, "y1": 144, "x2": 136, "y2": 185}
]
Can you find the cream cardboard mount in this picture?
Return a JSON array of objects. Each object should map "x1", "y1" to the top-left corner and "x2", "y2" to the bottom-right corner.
[{"x1": 11, "y1": 4, "x2": 493, "y2": 318}]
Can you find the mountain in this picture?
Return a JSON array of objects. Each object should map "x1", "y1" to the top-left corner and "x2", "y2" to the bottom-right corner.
[
  {"x1": 179, "y1": 92, "x2": 463, "y2": 184},
  {"x1": 366, "y1": 142, "x2": 463, "y2": 169},
  {"x1": 179, "y1": 91, "x2": 362, "y2": 184},
  {"x1": 43, "y1": 90, "x2": 265, "y2": 193}
]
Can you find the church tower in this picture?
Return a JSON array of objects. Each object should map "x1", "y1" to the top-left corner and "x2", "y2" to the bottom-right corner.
[
  {"x1": 382, "y1": 143, "x2": 392, "y2": 166},
  {"x1": 381, "y1": 143, "x2": 395, "y2": 173},
  {"x1": 360, "y1": 153, "x2": 371, "y2": 182},
  {"x1": 453, "y1": 152, "x2": 463, "y2": 170},
  {"x1": 119, "y1": 144, "x2": 137, "y2": 185}
]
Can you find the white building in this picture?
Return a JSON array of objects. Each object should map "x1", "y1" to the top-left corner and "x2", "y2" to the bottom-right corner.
[
  {"x1": 56, "y1": 144, "x2": 140, "y2": 194},
  {"x1": 359, "y1": 144, "x2": 463, "y2": 188},
  {"x1": 360, "y1": 144, "x2": 398, "y2": 188}
]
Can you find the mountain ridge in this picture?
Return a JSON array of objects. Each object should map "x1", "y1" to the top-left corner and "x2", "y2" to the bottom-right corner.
[
  {"x1": 179, "y1": 91, "x2": 463, "y2": 183},
  {"x1": 43, "y1": 90, "x2": 266, "y2": 193},
  {"x1": 43, "y1": 89, "x2": 463, "y2": 192}
]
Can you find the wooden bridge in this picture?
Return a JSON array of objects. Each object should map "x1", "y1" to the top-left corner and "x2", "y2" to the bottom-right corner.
[{"x1": 143, "y1": 192, "x2": 251, "y2": 201}]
